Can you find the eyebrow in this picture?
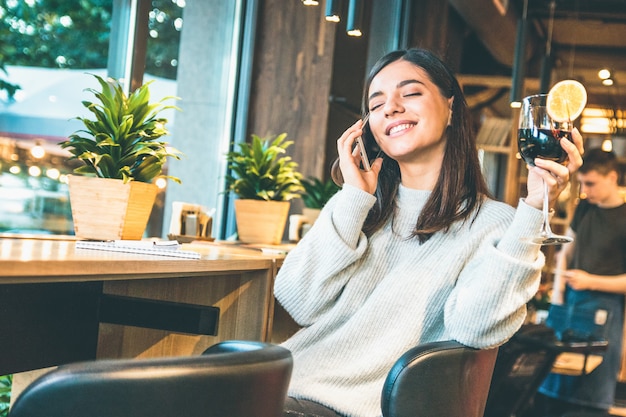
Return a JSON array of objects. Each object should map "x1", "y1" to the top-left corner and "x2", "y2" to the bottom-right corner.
[{"x1": 368, "y1": 79, "x2": 425, "y2": 102}]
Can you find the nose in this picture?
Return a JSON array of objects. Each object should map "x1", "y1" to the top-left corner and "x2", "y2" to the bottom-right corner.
[{"x1": 382, "y1": 93, "x2": 405, "y2": 117}]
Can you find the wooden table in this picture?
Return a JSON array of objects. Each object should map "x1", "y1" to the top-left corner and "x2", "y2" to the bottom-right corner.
[
  {"x1": 0, "y1": 237, "x2": 278, "y2": 375},
  {"x1": 552, "y1": 352, "x2": 604, "y2": 376}
]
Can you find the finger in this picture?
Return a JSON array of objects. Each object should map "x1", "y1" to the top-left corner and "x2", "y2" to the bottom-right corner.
[
  {"x1": 529, "y1": 168, "x2": 558, "y2": 195},
  {"x1": 369, "y1": 156, "x2": 383, "y2": 175},
  {"x1": 337, "y1": 130, "x2": 356, "y2": 157},
  {"x1": 346, "y1": 119, "x2": 365, "y2": 138},
  {"x1": 337, "y1": 120, "x2": 365, "y2": 150},
  {"x1": 533, "y1": 159, "x2": 569, "y2": 184},
  {"x1": 560, "y1": 129, "x2": 584, "y2": 171},
  {"x1": 570, "y1": 127, "x2": 584, "y2": 155}
]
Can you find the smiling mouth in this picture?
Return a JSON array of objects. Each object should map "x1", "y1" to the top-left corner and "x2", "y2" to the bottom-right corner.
[{"x1": 387, "y1": 123, "x2": 415, "y2": 135}]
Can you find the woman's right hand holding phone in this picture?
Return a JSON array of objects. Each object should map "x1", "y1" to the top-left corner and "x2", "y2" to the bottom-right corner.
[{"x1": 336, "y1": 118, "x2": 383, "y2": 194}]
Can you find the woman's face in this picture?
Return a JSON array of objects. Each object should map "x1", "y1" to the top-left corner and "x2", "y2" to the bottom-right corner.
[{"x1": 367, "y1": 60, "x2": 452, "y2": 165}]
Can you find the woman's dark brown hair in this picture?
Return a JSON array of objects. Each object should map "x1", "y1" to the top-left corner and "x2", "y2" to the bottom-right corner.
[{"x1": 331, "y1": 48, "x2": 490, "y2": 243}]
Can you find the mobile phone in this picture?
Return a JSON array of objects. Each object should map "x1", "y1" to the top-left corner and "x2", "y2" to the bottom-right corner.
[{"x1": 355, "y1": 114, "x2": 371, "y2": 171}]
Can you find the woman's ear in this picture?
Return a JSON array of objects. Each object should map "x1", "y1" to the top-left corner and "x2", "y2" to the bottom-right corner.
[{"x1": 447, "y1": 97, "x2": 454, "y2": 126}]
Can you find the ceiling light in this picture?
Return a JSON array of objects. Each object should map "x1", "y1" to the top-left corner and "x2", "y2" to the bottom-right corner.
[
  {"x1": 509, "y1": 0, "x2": 528, "y2": 106},
  {"x1": 580, "y1": 122, "x2": 612, "y2": 135},
  {"x1": 579, "y1": 111, "x2": 626, "y2": 134},
  {"x1": 582, "y1": 107, "x2": 610, "y2": 117},
  {"x1": 346, "y1": 0, "x2": 364, "y2": 37},
  {"x1": 325, "y1": 0, "x2": 341, "y2": 22},
  {"x1": 598, "y1": 69, "x2": 611, "y2": 80},
  {"x1": 302, "y1": 0, "x2": 319, "y2": 5},
  {"x1": 602, "y1": 78, "x2": 614, "y2": 86}
]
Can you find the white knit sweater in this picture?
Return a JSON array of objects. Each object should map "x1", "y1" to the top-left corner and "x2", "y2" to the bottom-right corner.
[{"x1": 274, "y1": 184, "x2": 545, "y2": 417}]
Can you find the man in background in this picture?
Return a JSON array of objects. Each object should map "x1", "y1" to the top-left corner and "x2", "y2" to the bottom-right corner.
[{"x1": 534, "y1": 148, "x2": 626, "y2": 416}]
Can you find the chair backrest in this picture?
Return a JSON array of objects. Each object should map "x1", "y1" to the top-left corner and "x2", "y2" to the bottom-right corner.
[
  {"x1": 381, "y1": 340, "x2": 498, "y2": 417},
  {"x1": 9, "y1": 340, "x2": 293, "y2": 417}
]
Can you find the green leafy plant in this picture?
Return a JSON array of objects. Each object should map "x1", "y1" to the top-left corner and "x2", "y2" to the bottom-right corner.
[
  {"x1": 225, "y1": 133, "x2": 303, "y2": 201},
  {"x1": 60, "y1": 74, "x2": 182, "y2": 184},
  {"x1": 0, "y1": 374, "x2": 12, "y2": 417},
  {"x1": 300, "y1": 176, "x2": 340, "y2": 209}
]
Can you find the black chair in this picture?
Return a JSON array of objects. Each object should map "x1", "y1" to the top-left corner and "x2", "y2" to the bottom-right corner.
[
  {"x1": 381, "y1": 340, "x2": 499, "y2": 417},
  {"x1": 8, "y1": 340, "x2": 293, "y2": 417}
]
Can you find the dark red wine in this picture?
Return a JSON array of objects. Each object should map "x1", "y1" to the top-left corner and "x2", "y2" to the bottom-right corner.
[{"x1": 518, "y1": 128, "x2": 571, "y2": 166}]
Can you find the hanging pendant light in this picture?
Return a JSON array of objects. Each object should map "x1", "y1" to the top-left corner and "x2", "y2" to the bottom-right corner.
[
  {"x1": 325, "y1": 0, "x2": 341, "y2": 22},
  {"x1": 346, "y1": 0, "x2": 364, "y2": 37},
  {"x1": 539, "y1": 1, "x2": 556, "y2": 94},
  {"x1": 510, "y1": 0, "x2": 528, "y2": 108}
]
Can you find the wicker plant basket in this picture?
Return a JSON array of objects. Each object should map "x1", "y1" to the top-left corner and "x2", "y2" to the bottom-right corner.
[
  {"x1": 234, "y1": 199, "x2": 290, "y2": 245},
  {"x1": 68, "y1": 175, "x2": 158, "y2": 240}
]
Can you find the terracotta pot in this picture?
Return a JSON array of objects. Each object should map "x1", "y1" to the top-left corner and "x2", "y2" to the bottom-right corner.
[
  {"x1": 234, "y1": 199, "x2": 290, "y2": 244},
  {"x1": 68, "y1": 175, "x2": 157, "y2": 240}
]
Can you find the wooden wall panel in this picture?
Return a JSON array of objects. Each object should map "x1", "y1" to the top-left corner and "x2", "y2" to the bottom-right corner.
[
  {"x1": 247, "y1": 0, "x2": 336, "y2": 180},
  {"x1": 409, "y1": 0, "x2": 450, "y2": 55}
]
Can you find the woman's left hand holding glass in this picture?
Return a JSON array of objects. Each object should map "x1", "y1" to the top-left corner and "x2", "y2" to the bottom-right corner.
[
  {"x1": 336, "y1": 119, "x2": 383, "y2": 194},
  {"x1": 524, "y1": 127, "x2": 584, "y2": 210}
]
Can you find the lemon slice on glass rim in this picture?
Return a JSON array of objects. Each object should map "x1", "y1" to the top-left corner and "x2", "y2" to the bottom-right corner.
[{"x1": 546, "y1": 79, "x2": 588, "y2": 122}]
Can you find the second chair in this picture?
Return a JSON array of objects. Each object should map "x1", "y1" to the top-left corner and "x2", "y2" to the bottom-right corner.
[
  {"x1": 8, "y1": 340, "x2": 293, "y2": 417},
  {"x1": 381, "y1": 340, "x2": 498, "y2": 417}
]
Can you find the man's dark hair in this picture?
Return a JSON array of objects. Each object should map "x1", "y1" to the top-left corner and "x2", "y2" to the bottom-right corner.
[{"x1": 579, "y1": 148, "x2": 619, "y2": 175}]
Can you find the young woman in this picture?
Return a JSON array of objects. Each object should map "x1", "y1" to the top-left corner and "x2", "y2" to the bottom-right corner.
[{"x1": 276, "y1": 48, "x2": 584, "y2": 417}]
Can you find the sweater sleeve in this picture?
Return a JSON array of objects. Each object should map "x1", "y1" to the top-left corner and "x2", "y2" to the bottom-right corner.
[
  {"x1": 274, "y1": 184, "x2": 377, "y2": 326},
  {"x1": 444, "y1": 200, "x2": 545, "y2": 348}
]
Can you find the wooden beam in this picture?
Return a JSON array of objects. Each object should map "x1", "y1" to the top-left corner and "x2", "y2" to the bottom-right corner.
[{"x1": 457, "y1": 74, "x2": 540, "y2": 91}]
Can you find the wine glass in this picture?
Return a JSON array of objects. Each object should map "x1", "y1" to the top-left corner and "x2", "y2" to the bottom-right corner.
[{"x1": 517, "y1": 94, "x2": 573, "y2": 245}]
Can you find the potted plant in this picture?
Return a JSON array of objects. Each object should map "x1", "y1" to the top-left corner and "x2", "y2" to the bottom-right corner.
[
  {"x1": 60, "y1": 74, "x2": 181, "y2": 240},
  {"x1": 225, "y1": 133, "x2": 303, "y2": 244},
  {"x1": 300, "y1": 176, "x2": 340, "y2": 223},
  {"x1": 0, "y1": 374, "x2": 11, "y2": 417}
]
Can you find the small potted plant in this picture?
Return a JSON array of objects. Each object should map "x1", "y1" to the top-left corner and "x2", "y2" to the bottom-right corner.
[
  {"x1": 225, "y1": 133, "x2": 303, "y2": 244},
  {"x1": 60, "y1": 73, "x2": 182, "y2": 240},
  {"x1": 0, "y1": 374, "x2": 11, "y2": 417},
  {"x1": 300, "y1": 176, "x2": 340, "y2": 223}
]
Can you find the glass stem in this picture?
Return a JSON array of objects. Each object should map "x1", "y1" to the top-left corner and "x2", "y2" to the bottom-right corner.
[{"x1": 542, "y1": 180, "x2": 554, "y2": 237}]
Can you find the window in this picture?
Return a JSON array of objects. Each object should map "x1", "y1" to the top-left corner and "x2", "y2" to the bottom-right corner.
[{"x1": 0, "y1": 0, "x2": 185, "y2": 235}]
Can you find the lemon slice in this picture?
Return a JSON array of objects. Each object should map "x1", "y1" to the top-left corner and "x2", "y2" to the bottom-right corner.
[{"x1": 546, "y1": 80, "x2": 587, "y2": 122}]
